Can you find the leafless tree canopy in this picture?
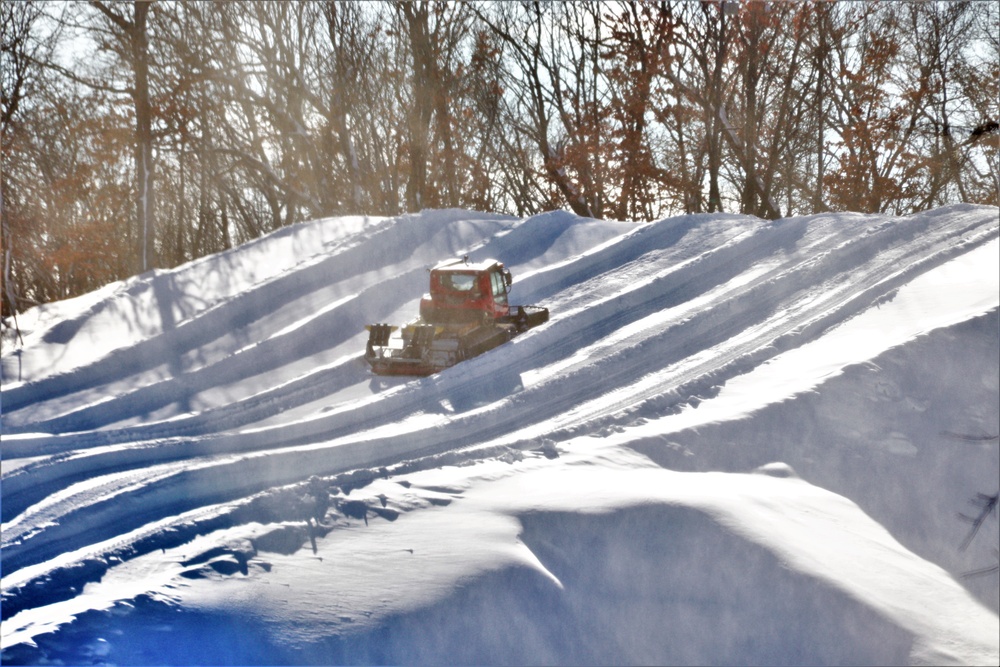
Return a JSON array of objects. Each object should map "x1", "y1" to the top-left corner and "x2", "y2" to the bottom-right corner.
[{"x1": 2, "y1": 0, "x2": 998, "y2": 317}]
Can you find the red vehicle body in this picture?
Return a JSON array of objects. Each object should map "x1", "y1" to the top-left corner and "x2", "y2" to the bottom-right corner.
[
  {"x1": 419, "y1": 259, "x2": 512, "y2": 324},
  {"x1": 365, "y1": 258, "x2": 548, "y2": 376}
]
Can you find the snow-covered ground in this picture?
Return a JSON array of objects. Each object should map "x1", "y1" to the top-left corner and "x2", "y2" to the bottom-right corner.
[{"x1": 1, "y1": 205, "x2": 998, "y2": 665}]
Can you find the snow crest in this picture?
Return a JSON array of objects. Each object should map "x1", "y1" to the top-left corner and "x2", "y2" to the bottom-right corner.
[{"x1": 2, "y1": 205, "x2": 998, "y2": 665}]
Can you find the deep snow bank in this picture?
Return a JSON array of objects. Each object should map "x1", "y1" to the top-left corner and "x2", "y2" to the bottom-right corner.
[{"x1": 2, "y1": 205, "x2": 998, "y2": 665}]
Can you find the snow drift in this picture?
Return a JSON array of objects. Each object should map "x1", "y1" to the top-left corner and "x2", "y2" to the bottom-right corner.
[{"x1": 1, "y1": 205, "x2": 998, "y2": 665}]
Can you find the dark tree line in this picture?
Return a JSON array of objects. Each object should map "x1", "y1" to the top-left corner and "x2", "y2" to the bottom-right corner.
[{"x1": 2, "y1": 0, "x2": 997, "y2": 321}]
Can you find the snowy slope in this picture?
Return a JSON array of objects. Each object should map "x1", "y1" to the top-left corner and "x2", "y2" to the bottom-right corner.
[{"x1": 1, "y1": 205, "x2": 998, "y2": 665}]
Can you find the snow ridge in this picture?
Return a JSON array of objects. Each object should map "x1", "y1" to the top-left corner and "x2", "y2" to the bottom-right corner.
[{"x1": 2, "y1": 205, "x2": 998, "y2": 665}]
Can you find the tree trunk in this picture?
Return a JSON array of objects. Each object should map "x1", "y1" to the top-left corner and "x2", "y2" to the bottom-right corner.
[
  {"x1": 400, "y1": 2, "x2": 434, "y2": 212},
  {"x1": 132, "y1": 1, "x2": 155, "y2": 273}
]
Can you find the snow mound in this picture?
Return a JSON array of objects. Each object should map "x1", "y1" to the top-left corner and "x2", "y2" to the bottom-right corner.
[{"x1": 2, "y1": 205, "x2": 998, "y2": 665}]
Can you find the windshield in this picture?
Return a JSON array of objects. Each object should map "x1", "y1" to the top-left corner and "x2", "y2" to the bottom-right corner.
[{"x1": 439, "y1": 272, "x2": 477, "y2": 292}]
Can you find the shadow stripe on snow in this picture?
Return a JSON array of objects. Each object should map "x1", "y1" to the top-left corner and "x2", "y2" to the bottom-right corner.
[
  {"x1": 4, "y1": 208, "x2": 994, "y2": 509},
  {"x1": 0, "y1": 212, "x2": 515, "y2": 414},
  {"x1": 3, "y1": 207, "x2": 995, "y2": 579},
  {"x1": 482, "y1": 206, "x2": 998, "y2": 433},
  {"x1": 3, "y1": 211, "x2": 589, "y2": 433},
  {"x1": 5, "y1": 207, "x2": 994, "y2": 549}
]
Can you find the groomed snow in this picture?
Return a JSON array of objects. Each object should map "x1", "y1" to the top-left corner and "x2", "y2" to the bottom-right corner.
[{"x1": 2, "y1": 205, "x2": 998, "y2": 665}]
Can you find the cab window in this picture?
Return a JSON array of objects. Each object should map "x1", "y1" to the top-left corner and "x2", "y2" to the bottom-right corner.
[
  {"x1": 442, "y1": 273, "x2": 476, "y2": 292},
  {"x1": 490, "y1": 270, "x2": 507, "y2": 303}
]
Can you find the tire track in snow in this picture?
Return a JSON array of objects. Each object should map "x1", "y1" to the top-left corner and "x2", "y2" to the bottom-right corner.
[
  {"x1": 2, "y1": 272, "x2": 423, "y2": 437},
  {"x1": 0, "y1": 213, "x2": 789, "y2": 511},
  {"x1": 1, "y1": 213, "x2": 514, "y2": 418},
  {"x1": 501, "y1": 206, "x2": 998, "y2": 433},
  {"x1": 3, "y1": 207, "x2": 991, "y2": 492},
  {"x1": 1, "y1": 212, "x2": 655, "y2": 443},
  {"x1": 2, "y1": 212, "x2": 618, "y2": 435},
  {"x1": 1, "y1": 206, "x2": 996, "y2": 594}
]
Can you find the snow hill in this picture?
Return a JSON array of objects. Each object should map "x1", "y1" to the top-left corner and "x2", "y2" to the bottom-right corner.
[{"x1": 1, "y1": 205, "x2": 998, "y2": 666}]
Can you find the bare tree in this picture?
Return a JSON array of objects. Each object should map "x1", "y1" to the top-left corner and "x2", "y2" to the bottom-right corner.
[
  {"x1": 88, "y1": 1, "x2": 157, "y2": 273},
  {"x1": 4, "y1": 0, "x2": 997, "y2": 321},
  {"x1": 395, "y1": 1, "x2": 471, "y2": 211},
  {"x1": 1, "y1": 0, "x2": 50, "y2": 337},
  {"x1": 905, "y1": 0, "x2": 997, "y2": 208},
  {"x1": 474, "y1": 1, "x2": 595, "y2": 218},
  {"x1": 322, "y1": 1, "x2": 369, "y2": 213}
]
